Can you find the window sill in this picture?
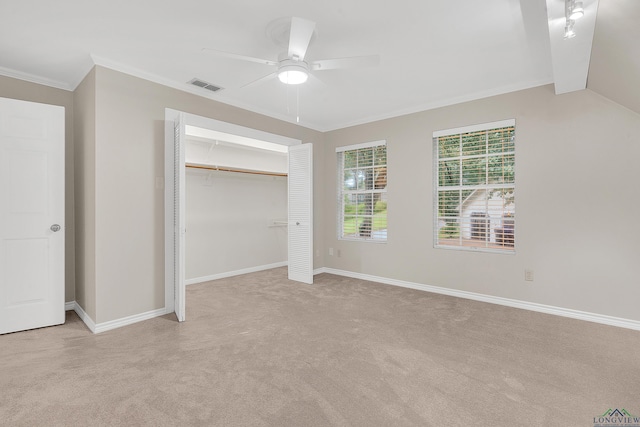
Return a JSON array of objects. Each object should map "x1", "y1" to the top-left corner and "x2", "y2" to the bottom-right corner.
[
  {"x1": 339, "y1": 237, "x2": 387, "y2": 244},
  {"x1": 434, "y1": 243, "x2": 515, "y2": 255}
]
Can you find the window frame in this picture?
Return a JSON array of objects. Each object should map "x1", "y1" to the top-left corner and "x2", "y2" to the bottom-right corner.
[
  {"x1": 433, "y1": 119, "x2": 516, "y2": 254},
  {"x1": 336, "y1": 140, "x2": 388, "y2": 243}
]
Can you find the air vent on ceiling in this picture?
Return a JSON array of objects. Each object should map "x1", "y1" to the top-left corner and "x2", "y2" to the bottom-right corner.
[{"x1": 188, "y1": 78, "x2": 222, "y2": 92}]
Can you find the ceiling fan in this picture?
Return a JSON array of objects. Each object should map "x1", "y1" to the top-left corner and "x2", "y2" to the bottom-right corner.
[{"x1": 203, "y1": 16, "x2": 380, "y2": 88}]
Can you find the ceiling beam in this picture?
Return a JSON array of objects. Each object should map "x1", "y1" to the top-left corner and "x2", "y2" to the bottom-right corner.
[{"x1": 546, "y1": 0, "x2": 599, "y2": 94}]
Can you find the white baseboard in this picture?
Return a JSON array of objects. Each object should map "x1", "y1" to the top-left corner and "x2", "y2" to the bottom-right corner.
[
  {"x1": 313, "y1": 267, "x2": 640, "y2": 331},
  {"x1": 70, "y1": 301, "x2": 96, "y2": 333},
  {"x1": 186, "y1": 261, "x2": 288, "y2": 285},
  {"x1": 93, "y1": 308, "x2": 168, "y2": 334},
  {"x1": 65, "y1": 300, "x2": 169, "y2": 334}
]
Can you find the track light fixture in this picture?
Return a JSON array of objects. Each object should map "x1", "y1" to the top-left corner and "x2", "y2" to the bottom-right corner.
[
  {"x1": 569, "y1": 1, "x2": 584, "y2": 20},
  {"x1": 564, "y1": 20, "x2": 576, "y2": 39},
  {"x1": 564, "y1": 0, "x2": 584, "y2": 40}
]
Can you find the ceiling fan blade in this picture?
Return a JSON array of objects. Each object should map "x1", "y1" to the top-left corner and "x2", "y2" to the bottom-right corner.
[
  {"x1": 202, "y1": 48, "x2": 277, "y2": 66},
  {"x1": 288, "y1": 17, "x2": 316, "y2": 60},
  {"x1": 311, "y1": 55, "x2": 380, "y2": 71},
  {"x1": 307, "y1": 73, "x2": 327, "y2": 88},
  {"x1": 240, "y1": 72, "x2": 277, "y2": 89}
]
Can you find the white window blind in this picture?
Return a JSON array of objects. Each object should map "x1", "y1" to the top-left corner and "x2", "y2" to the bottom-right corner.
[
  {"x1": 337, "y1": 141, "x2": 387, "y2": 242},
  {"x1": 434, "y1": 120, "x2": 515, "y2": 252}
]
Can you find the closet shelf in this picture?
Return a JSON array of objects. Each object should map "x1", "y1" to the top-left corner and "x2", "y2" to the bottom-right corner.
[{"x1": 186, "y1": 163, "x2": 287, "y2": 177}]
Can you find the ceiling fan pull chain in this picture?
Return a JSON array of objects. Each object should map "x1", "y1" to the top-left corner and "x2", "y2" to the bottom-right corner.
[
  {"x1": 286, "y1": 84, "x2": 291, "y2": 115},
  {"x1": 296, "y1": 87, "x2": 300, "y2": 123}
]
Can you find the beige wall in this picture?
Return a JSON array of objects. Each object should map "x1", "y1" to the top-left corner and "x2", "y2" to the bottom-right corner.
[
  {"x1": 92, "y1": 66, "x2": 324, "y2": 323},
  {"x1": 185, "y1": 169, "x2": 288, "y2": 280},
  {"x1": 323, "y1": 85, "x2": 640, "y2": 322},
  {"x1": 5, "y1": 62, "x2": 638, "y2": 327},
  {"x1": 73, "y1": 69, "x2": 97, "y2": 319},
  {"x1": 0, "y1": 75, "x2": 76, "y2": 303}
]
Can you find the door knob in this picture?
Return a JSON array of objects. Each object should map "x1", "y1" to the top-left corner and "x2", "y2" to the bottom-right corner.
[{"x1": 50, "y1": 224, "x2": 61, "y2": 232}]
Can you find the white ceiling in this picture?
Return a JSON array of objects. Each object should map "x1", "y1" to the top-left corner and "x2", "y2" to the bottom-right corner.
[{"x1": 0, "y1": 0, "x2": 598, "y2": 131}]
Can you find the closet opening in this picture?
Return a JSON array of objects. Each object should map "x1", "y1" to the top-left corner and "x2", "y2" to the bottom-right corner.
[
  {"x1": 184, "y1": 125, "x2": 289, "y2": 286},
  {"x1": 164, "y1": 109, "x2": 313, "y2": 322}
]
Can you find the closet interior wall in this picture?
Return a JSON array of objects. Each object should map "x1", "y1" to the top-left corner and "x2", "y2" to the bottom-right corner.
[{"x1": 185, "y1": 166, "x2": 288, "y2": 283}]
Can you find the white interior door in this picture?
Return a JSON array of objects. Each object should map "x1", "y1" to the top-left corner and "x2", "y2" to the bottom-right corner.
[
  {"x1": 0, "y1": 97, "x2": 65, "y2": 335},
  {"x1": 288, "y1": 143, "x2": 313, "y2": 284}
]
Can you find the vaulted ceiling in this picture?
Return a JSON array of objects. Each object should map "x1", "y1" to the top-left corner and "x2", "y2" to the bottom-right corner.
[
  {"x1": 1, "y1": 0, "x2": 636, "y2": 131},
  {"x1": 587, "y1": 0, "x2": 640, "y2": 115}
]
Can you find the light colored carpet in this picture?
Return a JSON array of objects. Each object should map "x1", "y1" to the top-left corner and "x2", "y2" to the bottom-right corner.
[{"x1": 1, "y1": 267, "x2": 639, "y2": 426}]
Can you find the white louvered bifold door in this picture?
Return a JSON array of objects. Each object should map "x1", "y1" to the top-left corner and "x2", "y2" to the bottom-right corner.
[
  {"x1": 288, "y1": 143, "x2": 313, "y2": 284},
  {"x1": 173, "y1": 116, "x2": 186, "y2": 321}
]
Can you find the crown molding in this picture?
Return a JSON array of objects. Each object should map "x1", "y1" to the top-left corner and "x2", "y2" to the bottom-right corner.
[
  {"x1": 0, "y1": 65, "x2": 74, "y2": 91},
  {"x1": 325, "y1": 77, "x2": 555, "y2": 132},
  {"x1": 0, "y1": 56, "x2": 556, "y2": 133},
  {"x1": 68, "y1": 56, "x2": 98, "y2": 91},
  {"x1": 90, "y1": 55, "x2": 325, "y2": 132}
]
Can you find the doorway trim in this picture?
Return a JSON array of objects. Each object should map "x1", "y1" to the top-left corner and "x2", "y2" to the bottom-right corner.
[{"x1": 164, "y1": 108, "x2": 304, "y2": 318}]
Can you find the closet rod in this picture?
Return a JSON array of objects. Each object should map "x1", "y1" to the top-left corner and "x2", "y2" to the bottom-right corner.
[{"x1": 185, "y1": 163, "x2": 287, "y2": 177}]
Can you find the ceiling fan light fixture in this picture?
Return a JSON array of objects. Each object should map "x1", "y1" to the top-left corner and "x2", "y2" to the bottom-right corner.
[
  {"x1": 278, "y1": 64, "x2": 308, "y2": 85},
  {"x1": 278, "y1": 61, "x2": 309, "y2": 85}
]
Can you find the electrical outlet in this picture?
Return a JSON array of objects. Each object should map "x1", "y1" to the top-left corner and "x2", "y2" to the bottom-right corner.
[
  {"x1": 329, "y1": 248, "x2": 334, "y2": 256},
  {"x1": 337, "y1": 249, "x2": 342, "y2": 258},
  {"x1": 524, "y1": 269, "x2": 534, "y2": 282},
  {"x1": 315, "y1": 249, "x2": 320, "y2": 257}
]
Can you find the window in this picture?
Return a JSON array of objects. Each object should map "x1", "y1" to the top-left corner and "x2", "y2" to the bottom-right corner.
[
  {"x1": 337, "y1": 141, "x2": 387, "y2": 242},
  {"x1": 434, "y1": 120, "x2": 515, "y2": 252}
]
